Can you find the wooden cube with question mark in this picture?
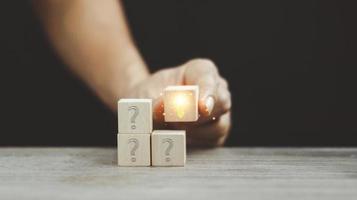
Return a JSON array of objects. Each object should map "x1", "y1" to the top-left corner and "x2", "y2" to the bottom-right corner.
[
  {"x1": 117, "y1": 133, "x2": 151, "y2": 166},
  {"x1": 164, "y1": 85, "x2": 199, "y2": 122},
  {"x1": 118, "y1": 99, "x2": 153, "y2": 134},
  {"x1": 151, "y1": 130, "x2": 186, "y2": 166}
]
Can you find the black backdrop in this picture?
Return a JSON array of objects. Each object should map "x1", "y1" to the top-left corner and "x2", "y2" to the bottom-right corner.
[{"x1": 0, "y1": 1, "x2": 356, "y2": 146}]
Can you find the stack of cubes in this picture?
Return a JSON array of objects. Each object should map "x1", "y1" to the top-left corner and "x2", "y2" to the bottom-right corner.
[{"x1": 117, "y1": 85, "x2": 198, "y2": 167}]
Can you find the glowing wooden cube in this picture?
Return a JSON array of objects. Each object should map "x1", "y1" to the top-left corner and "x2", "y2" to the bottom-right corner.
[{"x1": 163, "y1": 85, "x2": 199, "y2": 122}]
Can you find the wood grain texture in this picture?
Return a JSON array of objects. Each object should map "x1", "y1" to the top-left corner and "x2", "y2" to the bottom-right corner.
[
  {"x1": 118, "y1": 99, "x2": 152, "y2": 134},
  {"x1": 117, "y1": 134, "x2": 151, "y2": 166},
  {"x1": 151, "y1": 130, "x2": 186, "y2": 166},
  {"x1": 0, "y1": 147, "x2": 356, "y2": 200}
]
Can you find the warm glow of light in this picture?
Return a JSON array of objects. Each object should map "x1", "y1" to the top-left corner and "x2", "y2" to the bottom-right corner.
[
  {"x1": 174, "y1": 94, "x2": 188, "y2": 106},
  {"x1": 174, "y1": 93, "x2": 189, "y2": 119}
]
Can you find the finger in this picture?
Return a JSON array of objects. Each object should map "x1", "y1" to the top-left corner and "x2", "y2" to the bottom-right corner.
[
  {"x1": 209, "y1": 78, "x2": 232, "y2": 117},
  {"x1": 187, "y1": 111, "x2": 231, "y2": 141},
  {"x1": 220, "y1": 77, "x2": 229, "y2": 89},
  {"x1": 187, "y1": 135, "x2": 227, "y2": 148},
  {"x1": 195, "y1": 78, "x2": 231, "y2": 124},
  {"x1": 183, "y1": 59, "x2": 219, "y2": 117}
]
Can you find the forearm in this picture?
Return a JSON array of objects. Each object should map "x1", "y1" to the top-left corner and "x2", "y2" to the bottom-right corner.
[{"x1": 34, "y1": 0, "x2": 149, "y2": 110}]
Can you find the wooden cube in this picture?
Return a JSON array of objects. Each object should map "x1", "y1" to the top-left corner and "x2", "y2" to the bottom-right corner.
[
  {"x1": 164, "y1": 85, "x2": 199, "y2": 122},
  {"x1": 118, "y1": 99, "x2": 152, "y2": 134},
  {"x1": 151, "y1": 130, "x2": 186, "y2": 166},
  {"x1": 117, "y1": 134, "x2": 151, "y2": 166}
]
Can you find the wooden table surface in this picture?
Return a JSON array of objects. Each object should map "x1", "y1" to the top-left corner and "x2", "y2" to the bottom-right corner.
[{"x1": 0, "y1": 147, "x2": 356, "y2": 200}]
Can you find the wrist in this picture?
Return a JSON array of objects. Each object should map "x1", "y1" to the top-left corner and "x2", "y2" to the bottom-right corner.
[{"x1": 105, "y1": 60, "x2": 149, "y2": 110}]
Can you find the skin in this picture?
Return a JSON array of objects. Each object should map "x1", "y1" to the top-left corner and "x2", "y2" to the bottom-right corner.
[{"x1": 34, "y1": 0, "x2": 232, "y2": 147}]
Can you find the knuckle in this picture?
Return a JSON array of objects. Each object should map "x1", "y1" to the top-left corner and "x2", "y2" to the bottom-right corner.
[
  {"x1": 188, "y1": 58, "x2": 217, "y2": 73},
  {"x1": 223, "y1": 93, "x2": 232, "y2": 112},
  {"x1": 214, "y1": 118, "x2": 230, "y2": 138},
  {"x1": 218, "y1": 90, "x2": 232, "y2": 113},
  {"x1": 221, "y1": 78, "x2": 229, "y2": 88},
  {"x1": 197, "y1": 58, "x2": 216, "y2": 67}
]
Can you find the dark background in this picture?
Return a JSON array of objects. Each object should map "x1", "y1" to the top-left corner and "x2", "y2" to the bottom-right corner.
[{"x1": 0, "y1": 0, "x2": 356, "y2": 146}]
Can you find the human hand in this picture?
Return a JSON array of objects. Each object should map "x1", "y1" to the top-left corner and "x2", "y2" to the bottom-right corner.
[{"x1": 125, "y1": 59, "x2": 232, "y2": 147}]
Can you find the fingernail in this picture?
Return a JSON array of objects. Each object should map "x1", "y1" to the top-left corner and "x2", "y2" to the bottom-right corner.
[{"x1": 205, "y1": 96, "x2": 215, "y2": 115}]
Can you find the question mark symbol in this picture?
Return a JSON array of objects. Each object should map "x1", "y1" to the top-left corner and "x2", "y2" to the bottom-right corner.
[
  {"x1": 128, "y1": 138, "x2": 139, "y2": 162},
  {"x1": 162, "y1": 138, "x2": 174, "y2": 162},
  {"x1": 128, "y1": 106, "x2": 139, "y2": 129}
]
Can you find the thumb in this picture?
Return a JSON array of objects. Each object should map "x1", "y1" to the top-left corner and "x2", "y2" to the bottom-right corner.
[
  {"x1": 197, "y1": 79, "x2": 217, "y2": 117},
  {"x1": 183, "y1": 59, "x2": 219, "y2": 117}
]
